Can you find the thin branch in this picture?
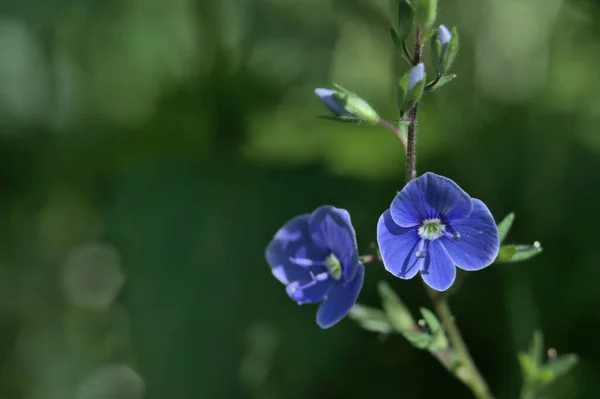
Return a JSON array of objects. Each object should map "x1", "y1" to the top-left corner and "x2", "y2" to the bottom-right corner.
[{"x1": 378, "y1": 119, "x2": 407, "y2": 151}]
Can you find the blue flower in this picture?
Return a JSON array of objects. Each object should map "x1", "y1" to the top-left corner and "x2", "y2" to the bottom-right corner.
[
  {"x1": 265, "y1": 206, "x2": 365, "y2": 328},
  {"x1": 377, "y1": 172, "x2": 500, "y2": 291}
]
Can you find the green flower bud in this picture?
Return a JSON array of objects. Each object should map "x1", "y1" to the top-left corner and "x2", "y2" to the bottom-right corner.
[
  {"x1": 315, "y1": 85, "x2": 380, "y2": 124},
  {"x1": 397, "y1": 63, "x2": 426, "y2": 112},
  {"x1": 432, "y1": 25, "x2": 459, "y2": 74}
]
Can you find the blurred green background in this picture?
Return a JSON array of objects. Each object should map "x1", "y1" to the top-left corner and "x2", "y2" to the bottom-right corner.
[{"x1": 0, "y1": 0, "x2": 599, "y2": 398}]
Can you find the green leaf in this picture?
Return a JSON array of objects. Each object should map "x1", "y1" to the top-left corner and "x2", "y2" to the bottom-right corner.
[
  {"x1": 538, "y1": 354, "x2": 579, "y2": 383},
  {"x1": 348, "y1": 304, "x2": 394, "y2": 334},
  {"x1": 390, "y1": 0, "x2": 414, "y2": 43},
  {"x1": 427, "y1": 74, "x2": 457, "y2": 92},
  {"x1": 397, "y1": 74, "x2": 408, "y2": 110},
  {"x1": 529, "y1": 330, "x2": 544, "y2": 367},
  {"x1": 378, "y1": 281, "x2": 417, "y2": 332},
  {"x1": 496, "y1": 245, "x2": 517, "y2": 262},
  {"x1": 403, "y1": 330, "x2": 432, "y2": 349},
  {"x1": 497, "y1": 212, "x2": 515, "y2": 243},
  {"x1": 419, "y1": 308, "x2": 448, "y2": 351},
  {"x1": 496, "y1": 243, "x2": 543, "y2": 263},
  {"x1": 441, "y1": 27, "x2": 459, "y2": 73},
  {"x1": 518, "y1": 352, "x2": 537, "y2": 378},
  {"x1": 431, "y1": 35, "x2": 443, "y2": 72},
  {"x1": 412, "y1": 0, "x2": 437, "y2": 30},
  {"x1": 419, "y1": 307, "x2": 441, "y2": 332}
]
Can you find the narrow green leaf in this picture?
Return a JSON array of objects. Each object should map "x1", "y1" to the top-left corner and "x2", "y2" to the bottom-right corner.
[
  {"x1": 518, "y1": 352, "x2": 537, "y2": 378},
  {"x1": 497, "y1": 243, "x2": 543, "y2": 263},
  {"x1": 378, "y1": 281, "x2": 417, "y2": 332},
  {"x1": 403, "y1": 331, "x2": 432, "y2": 349},
  {"x1": 538, "y1": 354, "x2": 579, "y2": 383},
  {"x1": 497, "y1": 212, "x2": 515, "y2": 243},
  {"x1": 390, "y1": 1, "x2": 414, "y2": 43},
  {"x1": 442, "y1": 27, "x2": 459, "y2": 73},
  {"x1": 412, "y1": 0, "x2": 437, "y2": 30},
  {"x1": 419, "y1": 307, "x2": 441, "y2": 332},
  {"x1": 496, "y1": 245, "x2": 517, "y2": 262},
  {"x1": 529, "y1": 330, "x2": 544, "y2": 367},
  {"x1": 428, "y1": 74, "x2": 457, "y2": 92},
  {"x1": 348, "y1": 304, "x2": 394, "y2": 334}
]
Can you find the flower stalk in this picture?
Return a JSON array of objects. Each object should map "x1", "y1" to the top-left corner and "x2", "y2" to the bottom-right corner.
[{"x1": 402, "y1": 27, "x2": 494, "y2": 399}]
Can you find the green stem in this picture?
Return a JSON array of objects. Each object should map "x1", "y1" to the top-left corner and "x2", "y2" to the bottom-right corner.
[
  {"x1": 428, "y1": 288, "x2": 494, "y2": 399},
  {"x1": 378, "y1": 119, "x2": 407, "y2": 150}
]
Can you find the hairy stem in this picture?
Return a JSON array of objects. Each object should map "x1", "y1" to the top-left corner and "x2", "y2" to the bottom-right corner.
[
  {"x1": 428, "y1": 288, "x2": 494, "y2": 399},
  {"x1": 404, "y1": 29, "x2": 421, "y2": 182},
  {"x1": 403, "y1": 29, "x2": 494, "y2": 399}
]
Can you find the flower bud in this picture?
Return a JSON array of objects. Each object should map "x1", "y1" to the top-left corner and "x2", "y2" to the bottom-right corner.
[
  {"x1": 315, "y1": 86, "x2": 380, "y2": 124},
  {"x1": 431, "y1": 25, "x2": 459, "y2": 74},
  {"x1": 397, "y1": 63, "x2": 426, "y2": 112}
]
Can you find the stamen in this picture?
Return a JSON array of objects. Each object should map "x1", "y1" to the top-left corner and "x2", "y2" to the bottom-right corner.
[
  {"x1": 288, "y1": 257, "x2": 325, "y2": 267},
  {"x1": 415, "y1": 239, "x2": 429, "y2": 258},
  {"x1": 443, "y1": 230, "x2": 461, "y2": 241},
  {"x1": 286, "y1": 271, "x2": 330, "y2": 301}
]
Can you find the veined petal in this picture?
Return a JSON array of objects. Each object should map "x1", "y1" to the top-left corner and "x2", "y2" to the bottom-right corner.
[
  {"x1": 391, "y1": 172, "x2": 473, "y2": 227},
  {"x1": 377, "y1": 210, "x2": 420, "y2": 279},
  {"x1": 309, "y1": 206, "x2": 359, "y2": 281},
  {"x1": 316, "y1": 263, "x2": 365, "y2": 328},
  {"x1": 441, "y1": 199, "x2": 500, "y2": 271},
  {"x1": 420, "y1": 240, "x2": 456, "y2": 291},
  {"x1": 286, "y1": 277, "x2": 335, "y2": 305},
  {"x1": 265, "y1": 215, "x2": 328, "y2": 285}
]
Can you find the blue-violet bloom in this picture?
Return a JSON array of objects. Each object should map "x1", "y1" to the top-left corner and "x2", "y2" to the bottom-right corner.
[
  {"x1": 265, "y1": 206, "x2": 365, "y2": 328},
  {"x1": 377, "y1": 172, "x2": 500, "y2": 291}
]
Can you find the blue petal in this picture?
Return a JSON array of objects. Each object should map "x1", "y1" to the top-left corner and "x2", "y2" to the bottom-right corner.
[
  {"x1": 377, "y1": 210, "x2": 420, "y2": 279},
  {"x1": 441, "y1": 199, "x2": 500, "y2": 271},
  {"x1": 316, "y1": 263, "x2": 365, "y2": 328},
  {"x1": 309, "y1": 206, "x2": 360, "y2": 282},
  {"x1": 420, "y1": 240, "x2": 456, "y2": 291},
  {"x1": 286, "y1": 277, "x2": 335, "y2": 305},
  {"x1": 265, "y1": 214, "x2": 328, "y2": 285},
  {"x1": 391, "y1": 172, "x2": 473, "y2": 227},
  {"x1": 314, "y1": 88, "x2": 354, "y2": 117}
]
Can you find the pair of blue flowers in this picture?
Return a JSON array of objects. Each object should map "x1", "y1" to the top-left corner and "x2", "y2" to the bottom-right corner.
[{"x1": 265, "y1": 173, "x2": 500, "y2": 328}]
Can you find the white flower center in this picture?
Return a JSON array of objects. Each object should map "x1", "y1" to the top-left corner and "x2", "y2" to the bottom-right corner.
[{"x1": 418, "y1": 218, "x2": 446, "y2": 240}]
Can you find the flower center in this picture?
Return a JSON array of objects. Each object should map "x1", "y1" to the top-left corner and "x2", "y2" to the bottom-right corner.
[
  {"x1": 324, "y1": 253, "x2": 342, "y2": 280},
  {"x1": 418, "y1": 218, "x2": 446, "y2": 240}
]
